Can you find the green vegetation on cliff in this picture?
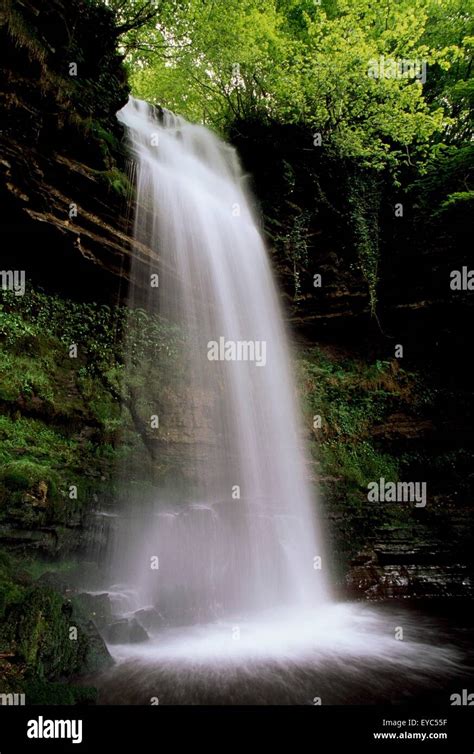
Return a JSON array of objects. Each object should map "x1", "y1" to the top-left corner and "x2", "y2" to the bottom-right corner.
[
  {"x1": 0, "y1": 287, "x2": 184, "y2": 698},
  {"x1": 0, "y1": 287, "x2": 184, "y2": 536},
  {"x1": 0, "y1": 550, "x2": 109, "y2": 703}
]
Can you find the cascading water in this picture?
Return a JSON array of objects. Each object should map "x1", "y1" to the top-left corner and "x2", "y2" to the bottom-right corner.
[
  {"x1": 93, "y1": 97, "x2": 465, "y2": 704},
  {"x1": 111, "y1": 96, "x2": 329, "y2": 619}
]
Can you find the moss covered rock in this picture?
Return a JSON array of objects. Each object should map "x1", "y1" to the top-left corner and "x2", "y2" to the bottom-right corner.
[{"x1": 0, "y1": 551, "x2": 112, "y2": 701}]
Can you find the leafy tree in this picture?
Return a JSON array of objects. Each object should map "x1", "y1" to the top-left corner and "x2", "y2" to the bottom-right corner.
[
  {"x1": 94, "y1": 0, "x2": 471, "y2": 175},
  {"x1": 100, "y1": 0, "x2": 471, "y2": 171},
  {"x1": 421, "y1": 0, "x2": 473, "y2": 145}
]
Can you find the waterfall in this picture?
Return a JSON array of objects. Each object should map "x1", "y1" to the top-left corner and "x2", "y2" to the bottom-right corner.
[
  {"x1": 93, "y1": 97, "x2": 462, "y2": 704},
  {"x1": 112, "y1": 96, "x2": 329, "y2": 622}
]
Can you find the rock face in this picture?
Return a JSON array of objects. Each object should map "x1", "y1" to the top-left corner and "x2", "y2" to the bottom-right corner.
[
  {"x1": 347, "y1": 542, "x2": 474, "y2": 600},
  {"x1": 0, "y1": 0, "x2": 140, "y2": 299},
  {"x1": 0, "y1": 575, "x2": 113, "y2": 700},
  {"x1": 232, "y1": 119, "x2": 474, "y2": 353},
  {"x1": 232, "y1": 121, "x2": 372, "y2": 334},
  {"x1": 105, "y1": 618, "x2": 148, "y2": 645},
  {"x1": 321, "y1": 391, "x2": 474, "y2": 601}
]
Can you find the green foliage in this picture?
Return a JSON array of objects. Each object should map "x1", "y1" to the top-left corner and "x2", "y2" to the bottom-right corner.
[
  {"x1": 0, "y1": 554, "x2": 112, "y2": 697},
  {"x1": 107, "y1": 0, "x2": 472, "y2": 172},
  {"x1": 0, "y1": 457, "x2": 70, "y2": 527},
  {"x1": 319, "y1": 440, "x2": 398, "y2": 489},
  {"x1": 299, "y1": 348, "x2": 421, "y2": 506},
  {"x1": 0, "y1": 552, "x2": 24, "y2": 619},
  {"x1": 0, "y1": 352, "x2": 55, "y2": 404},
  {"x1": 0, "y1": 415, "x2": 79, "y2": 470},
  {"x1": 412, "y1": 144, "x2": 474, "y2": 203},
  {"x1": 0, "y1": 412, "x2": 114, "y2": 523},
  {"x1": 21, "y1": 558, "x2": 81, "y2": 582},
  {"x1": 91, "y1": 0, "x2": 472, "y2": 306},
  {"x1": 406, "y1": 142, "x2": 473, "y2": 247},
  {"x1": 298, "y1": 347, "x2": 440, "y2": 553},
  {"x1": 346, "y1": 173, "x2": 382, "y2": 313},
  {"x1": 0, "y1": 286, "x2": 186, "y2": 527},
  {"x1": 421, "y1": 0, "x2": 473, "y2": 145},
  {"x1": 95, "y1": 167, "x2": 132, "y2": 197},
  {"x1": 300, "y1": 348, "x2": 412, "y2": 436},
  {"x1": 123, "y1": 307, "x2": 184, "y2": 368},
  {"x1": 5, "y1": 588, "x2": 79, "y2": 674},
  {"x1": 22, "y1": 679, "x2": 97, "y2": 705},
  {"x1": 283, "y1": 210, "x2": 311, "y2": 298},
  {"x1": 439, "y1": 190, "x2": 474, "y2": 212},
  {"x1": 0, "y1": 290, "x2": 121, "y2": 526},
  {"x1": 1, "y1": 290, "x2": 118, "y2": 376},
  {"x1": 0, "y1": 460, "x2": 59, "y2": 496},
  {"x1": 90, "y1": 121, "x2": 123, "y2": 153},
  {"x1": 0, "y1": 583, "x2": 109, "y2": 678},
  {"x1": 0, "y1": 287, "x2": 182, "y2": 378}
]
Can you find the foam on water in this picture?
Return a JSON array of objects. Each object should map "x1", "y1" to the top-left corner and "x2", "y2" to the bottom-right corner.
[
  {"x1": 109, "y1": 603, "x2": 457, "y2": 667},
  {"x1": 96, "y1": 603, "x2": 464, "y2": 704}
]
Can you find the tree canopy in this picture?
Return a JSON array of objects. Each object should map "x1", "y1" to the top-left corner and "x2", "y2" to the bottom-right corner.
[{"x1": 98, "y1": 0, "x2": 473, "y2": 172}]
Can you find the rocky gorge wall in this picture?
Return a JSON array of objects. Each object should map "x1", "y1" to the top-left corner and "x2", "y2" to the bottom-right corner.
[{"x1": 1, "y1": 0, "x2": 136, "y2": 298}]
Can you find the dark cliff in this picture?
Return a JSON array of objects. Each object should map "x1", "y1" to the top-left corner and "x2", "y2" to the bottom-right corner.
[{"x1": 0, "y1": 0, "x2": 137, "y2": 298}]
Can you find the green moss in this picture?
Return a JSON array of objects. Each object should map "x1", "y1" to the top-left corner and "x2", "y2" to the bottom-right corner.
[
  {"x1": 0, "y1": 460, "x2": 66, "y2": 531},
  {"x1": 346, "y1": 172, "x2": 382, "y2": 315},
  {"x1": 3, "y1": 1, "x2": 48, "y2": 65},
  {"x1": 298, "y1": 346, "x2": 428, "y2": 545},
  {"x1": 0, "y1": 282, "x2": 185, "y2": 642},
  {"x1": 299, "y1": 348, "x2": 413, "y2": 442},
  {"x1": 22, "y1": 678, "x2": 97, "y2": 705},
  {"x1": 99, "y1": 167, "x2": 132, "y2": 198},
  {"x1": 90, "y1": 122, "x2": 122, "y2": 152},
  {"x1": 21, "y1": 558, "x2": 81, "y2": 582},
  {"x1": 0, "y1": 353, "x2": 55, "y2": 403},
  {"x1": 0, "y1": 460, "x2": 59, "y2": 495},
  {"x1": 0, "y1": 287, "x2": 183, "y2": 378},
  {"x1": 0, "y1": 552, "x2": 25, "y2": 620},
  {"x1": 318, "y1": 440, "x2": 398, "y2": 490},
  {"x1": 0, "y1": 285, "x2": 186, "y2": 531},
  {"x1": 0, "y1": 574, "x2": 111, "y2": 700},
  {"x1": 3, "y1": 586, "x2": 85, "y2": 676},
  {"x1": 0, "y1": 415, "x2": 78, "y2": 470}
]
